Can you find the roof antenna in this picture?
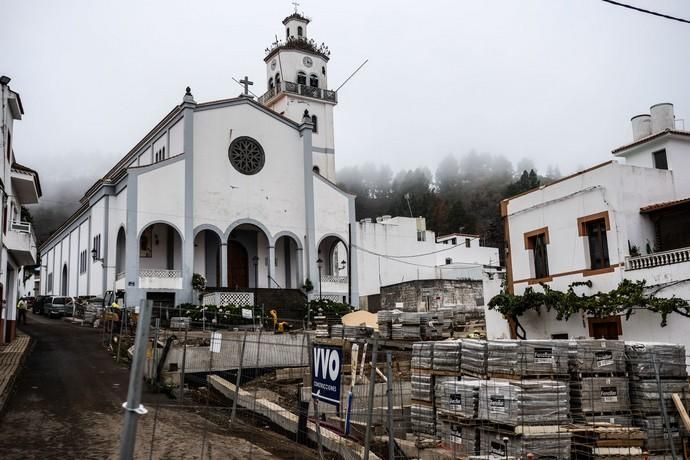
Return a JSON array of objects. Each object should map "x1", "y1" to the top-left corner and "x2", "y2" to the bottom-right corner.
[{"x1": 335, "y1": 59, "x2": 369, "y2": 92}]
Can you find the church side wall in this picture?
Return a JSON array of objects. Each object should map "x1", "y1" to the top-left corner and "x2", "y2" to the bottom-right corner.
[
  {"x1": 105, "y1": 188, "x2": 127, "y2": 291},
  {"x1": 77, "y1": 219, "x2": 90, "y2": 296},
  {"x1": 313, "y1": 176, "x2": 349, "y2": 247},
  {"x1": 136, "y1": 160, "x2": 185, "y2": 238}
]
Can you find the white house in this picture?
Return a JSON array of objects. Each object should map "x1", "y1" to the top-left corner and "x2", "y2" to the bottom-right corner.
[
  {"x1": 501, "y1": 102, "x2": 690, "y2": 348},
  {"x1": 0, "y1": 76, "x2": 42, "y2": 342},
  {"x1": 356, "y1": 215, "x2": 500, "y2": 309},
  {"x1": 38, "y1": 11, "x2": 358, "y2": 310}
]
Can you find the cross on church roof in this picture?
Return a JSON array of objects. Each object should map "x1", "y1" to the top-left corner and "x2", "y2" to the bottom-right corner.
[
  {"x1": 239, "y1": 76, "x2": 253, "y2": 96},
  {"x1": 292, "y1": 1, "x2": 300, "y2": 13}
]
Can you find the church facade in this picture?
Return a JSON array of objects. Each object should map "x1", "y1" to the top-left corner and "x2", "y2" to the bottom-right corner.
[{"x1": 38, "y1": 11, "x2": 359, "y2": 308}]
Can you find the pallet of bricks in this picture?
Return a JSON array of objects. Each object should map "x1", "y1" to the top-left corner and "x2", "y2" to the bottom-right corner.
[
  {"x1": 410, "y1": 340, "x2": 463, "y2": 445},
  {"x1": 626, "y1": 341, "x2": 689, "y2": 458},
  {"x1": 569, "y1": 339, "x2": 645, "y2": 459},
  {"x1": 478, "y1": 339, "x2": 573, "y2": 460}
]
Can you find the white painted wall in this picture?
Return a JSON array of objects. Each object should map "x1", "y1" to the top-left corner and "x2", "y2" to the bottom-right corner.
[
  {"x1": 356, "y1": 216, "x2": 499, "y2": 298},
  {"x1": 137, "y1": 159, "x2": 185, "y2": 239}
]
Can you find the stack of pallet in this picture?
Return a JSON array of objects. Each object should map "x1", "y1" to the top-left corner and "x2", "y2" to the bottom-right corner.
[
  {"x1": 487, "y1": 339, "x2": 570, "y2": 378},
  {"x1": 569, "y1": 340, "x2": 631, "y2": 425},
  {"x1": 568, "y1": 423, "x2": 646, "y2": 460},
  {"x1": 478, "y1": 425, "x2": 572, "y2": 460},
  {"x1": 411, "y1": 342, "x2": 436, "y2": 435},
  {"x1": 436, "y1": 379, "x2": 480, "y2": 457},
  {"x1": 376, "y1": 309, "x2": 400, "y2": 340},
  {"x1": 626, "y1": 341, "x2": 688, "y2": 454},
  {"x1": 461, "y1": 338, "x2": 488, "y2": 378},
  {"x1": 478, "y1": 379, "x2": 571, "y2": 425},
  {"x1": 432, "y1": 339, "x2": 462, "y2": 372}
]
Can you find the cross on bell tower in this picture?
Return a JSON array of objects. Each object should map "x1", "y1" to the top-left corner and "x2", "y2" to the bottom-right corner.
[{"x1": 292, "y1": 1, "x2": 299, "y2": 13}]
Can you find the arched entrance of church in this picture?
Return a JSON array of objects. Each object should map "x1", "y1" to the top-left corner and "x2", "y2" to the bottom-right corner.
[
  {"x1": 227, "y1": 223, "x2": 270, "y2": 289},
  {"x1": 317, "y1": 235, "x2": 349, "y2": 302},
  {"x1": 194, "y1": 230, "x2": 221, "y2": 288},
  {"x1": 228, "y1": 240, "x2": 249, "y2": 288}
]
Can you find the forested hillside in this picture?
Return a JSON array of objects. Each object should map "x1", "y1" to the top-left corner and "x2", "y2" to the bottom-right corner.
[{"x1": 337, "y1": 152, "x2": 561, "y2": 263}]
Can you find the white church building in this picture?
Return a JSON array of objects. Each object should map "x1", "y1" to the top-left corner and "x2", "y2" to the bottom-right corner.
[{"x1": 39, "y1": 11, "x2": 358, "y2": 309}]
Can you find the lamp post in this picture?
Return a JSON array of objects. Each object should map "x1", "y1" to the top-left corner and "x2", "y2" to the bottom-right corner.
[
  {"x1": 316, "y1": 258, "x2": 323, "y2": 300},
  {"x1": 252, "y1": 255, "x2": 259, "y2": 289}
]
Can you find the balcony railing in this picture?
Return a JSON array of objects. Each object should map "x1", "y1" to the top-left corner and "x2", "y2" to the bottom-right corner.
[
  {"x1": 10, "y1": 220, "x2": 31, "y2": 233},
  {"x1": 258, "y1": 81, "x2": 337, "y2": 106},
  {"x1": 139, "y1": 269, "x2": 183, "y2": 289},
  {"x1": 625, "y1": 247, "x2": 690, "y2": 271},
  {"x1": 202, "y1": 291, "x2": 254, "y2": 307},
  {"x1": 6, "y1": 220, "x2": 36, "y2": 265},
  {"x1": 320, "y1": 275, "x2": 348, "y2": 294}
]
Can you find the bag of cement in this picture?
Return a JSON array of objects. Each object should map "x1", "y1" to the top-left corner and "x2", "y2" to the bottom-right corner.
[
  {"x1": 433, "y1": 339, "x2": 462, "y2": 371},
  {"x1": 461, "y1": 339, "x2": 487, "y2": 376},
  {"x1": 411, "y1": 341, "x2": 434, "y2": 369},
  {"x1": 437, "y1": 379, "x2": 479, "y2": 418},
  {"x1": 630, "y1": 379, "x2": 688, "y2": 414},
  {"x1": 625, "y1": 342, "x2": 687, "y2": 378},
  {"x1": 479, "y1": 379, "x2": 570, "y2": 425},
  {"x1": 636, "y1": 415, "x2": 684, "y2": 452},
  {"x1": 487, "y1": 340, "x2": 569, "y2": 376},
  {"x1": 479, "y1": 428, "x2": 572, "y2": 460},
  {"x1": 570, "y1": 339, "x2": 627, "y2": 374},
  {"x1": 412, "y1": 373, "x2": 433, "y2": 402},
  {"x1": 439, "y1": 419, "x2": 478, "y2": 457},
  {"x1": 575, "y1": 376, "x2": 630, "y2": 413},
  {"x1": 411, "y1": 403, "x2": 435, "y2": 435}
]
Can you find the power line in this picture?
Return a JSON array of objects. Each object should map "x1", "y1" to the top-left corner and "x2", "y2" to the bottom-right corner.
[{"x1": 600, "y1": 0, "x2": 690, "y2": 24}]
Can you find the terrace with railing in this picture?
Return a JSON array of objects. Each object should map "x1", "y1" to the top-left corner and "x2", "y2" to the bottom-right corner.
[
  {"x1": 258, "y1": 80, "x2": 337, "y2": 106},
  {"x1": 625, "y1": 246, "x2": 690, "y2": 271}
]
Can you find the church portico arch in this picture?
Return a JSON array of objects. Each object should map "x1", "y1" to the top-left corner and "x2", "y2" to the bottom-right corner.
[
  {"x1": 194, "y1": 229, "x2": 222, "y2": 288},
  {"x1": 227, "y1": 223, "x2": 270, "y2": 289}
]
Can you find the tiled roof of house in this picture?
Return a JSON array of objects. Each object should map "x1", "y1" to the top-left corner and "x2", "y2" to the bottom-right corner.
[
  {"x1": 612, "y1": 129, "x2": 690, "y2": 154},
  {"x1": 640, "y1": 197, "x2": 690, "y2": 213}
]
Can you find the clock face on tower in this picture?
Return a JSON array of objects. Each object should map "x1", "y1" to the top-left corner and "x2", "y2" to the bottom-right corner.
[{"x1": 303, "y1": 56, "x2": 313, "y2": 68}]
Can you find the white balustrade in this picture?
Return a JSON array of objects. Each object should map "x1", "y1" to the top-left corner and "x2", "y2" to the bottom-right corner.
[
  {"x1": 625, "y1": 247, "x2": 690, "y2": 271},
  {"x1": 202, "y1": 291, "x2": 254, "y2": 307},
  {"x1": 139, "y1": 269, "x2": 183, "y2": 289}
]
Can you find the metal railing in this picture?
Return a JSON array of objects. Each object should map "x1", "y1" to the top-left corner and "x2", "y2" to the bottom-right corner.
[
  {"x1": 258, "y1": 80, "x2": 337, "y2": 105},
  {"x1": 625, "y1": 246, "x2": 690, "y2": 270},
  {"x1": 139, "y1": 269, "x2": 182, "y2": 279},
  {"x1": 202, "y1": 291, "x2": 255, "y2": 306}
]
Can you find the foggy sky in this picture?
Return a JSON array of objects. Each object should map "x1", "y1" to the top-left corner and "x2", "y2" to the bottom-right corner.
[{"x1": 2, "y1": 0, "x2": 690, "y2": 210}]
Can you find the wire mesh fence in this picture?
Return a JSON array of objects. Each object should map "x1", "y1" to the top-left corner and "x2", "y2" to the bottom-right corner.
[{"x1": 89, "y1": 303, "x2": 690, "y2": 460}]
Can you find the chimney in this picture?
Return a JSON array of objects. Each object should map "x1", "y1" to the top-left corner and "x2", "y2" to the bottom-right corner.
[
  {"x1": 631, "y1": 114, "x2": 651, "y2": 141},
  {"x1": 650, "y1": 103, "x2": 675, "y2": 134}
]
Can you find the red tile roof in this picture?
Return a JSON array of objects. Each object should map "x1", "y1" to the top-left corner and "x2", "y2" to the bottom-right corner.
[
  {"x1": 612, "y1": 129, "x2": 690, "y2": 154},
  {"x1": 640, "y1": 197, "x2": 690, "y2": 213}
]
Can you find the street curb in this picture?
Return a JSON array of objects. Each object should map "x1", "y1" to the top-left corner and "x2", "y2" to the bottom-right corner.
[{"x1": 0, "y1": 335, "x2": 34, "y2": 418}]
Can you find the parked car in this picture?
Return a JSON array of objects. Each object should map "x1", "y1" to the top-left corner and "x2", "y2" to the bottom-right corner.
[
  {"x1": 45, "y1": 296, "x2": 74, "y2": 318},
  {"x1": 33, "y1": 295, "x2": 50, "y2": 314}
]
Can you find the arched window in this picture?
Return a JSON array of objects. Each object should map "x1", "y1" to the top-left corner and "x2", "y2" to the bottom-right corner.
[
  {"x1": 309, "y1": 74, "x2": 319, "y2": 88},
  {"x1": 311, "y1": 115, "x2": 318, "y2": 133},
  {"x1": 286, "y1": 28, "x2": 290, "y2": 40},
  {"x1": 297, "y1": 26, "x2": 303, "y2": 37},
  {"x1": 275, "y1": 73, "x2": 281, "y2": 87},
  {"x1": 268, "y1": 77, "x2": 274, "y2": 89},
  {"x1": 297, "y1": 71, "x2": 307, "y2": 85}
]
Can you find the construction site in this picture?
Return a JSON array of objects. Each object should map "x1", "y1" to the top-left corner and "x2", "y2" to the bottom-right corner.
[{"x1": 90, "y1": 300, "x2": 690, "y2": 460}]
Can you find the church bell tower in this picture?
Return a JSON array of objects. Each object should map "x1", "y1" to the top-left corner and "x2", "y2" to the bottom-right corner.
[{"x1": 259, "y1": 10, "x2": 338, "y2": 181}]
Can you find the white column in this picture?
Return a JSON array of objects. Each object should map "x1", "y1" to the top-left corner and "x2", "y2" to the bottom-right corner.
[
  {"x1": 268, "y1": 245, "x2": 276, "y2": 288},
  {"x1": 220, "y1": 243, "x2": 228, "y2": 288}
]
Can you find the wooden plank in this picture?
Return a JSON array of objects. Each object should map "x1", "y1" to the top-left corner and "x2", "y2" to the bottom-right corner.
[
  {"x1": 672, "y1": 393, "x2": 690, "y2": 431},
  {"x1": 594, "y1": 440, "x2": 644, "y2": 447}
]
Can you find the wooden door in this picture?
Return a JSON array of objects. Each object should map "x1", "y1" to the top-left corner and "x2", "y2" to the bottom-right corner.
[{"x1": 228, "y1": 241, "x2": 249, "y2": 288}]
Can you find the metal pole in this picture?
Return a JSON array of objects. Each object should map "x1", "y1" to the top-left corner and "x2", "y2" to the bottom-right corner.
[
  {"x1": 363, "y1": 336, "x2": 379, "y2": 460},
  {"x1": 230, "y1": 331, "x2": 247, "y2": 424},
  {"x1": 119, "y1": 299, "x2": 153, "y2": 460},
  {"x1": 116, "y1": 308, "x2": 127, "y2": 364},
  {"x1": 386, "y1": 351, "x2": 395, "y2": 460},
  {"x1": 653, "y1": 354, "x2": 677, "y2": 460},
  {"x1": 178, "y1": 326, "x2": 187, "y2": 402},
  {"x1": 313, "y1": 396, "x2": 324, "y2": 459}
]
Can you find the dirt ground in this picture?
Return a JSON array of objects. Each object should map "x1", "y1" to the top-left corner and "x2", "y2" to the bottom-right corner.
[{"x1": 0, "y1": 313, "x2": 321, "y2": 459}]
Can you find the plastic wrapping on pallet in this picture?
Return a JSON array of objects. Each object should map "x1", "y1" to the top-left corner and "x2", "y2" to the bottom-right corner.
[
  {"x1": 412, "y1": 373, "x2": 434, "y2": 402},
  {"x1": 636, "y1": 415, "x2": 684, "y2": 452},
  {"x1": 630, "y1": 379, "x2": 688, "y2": 414},
  {"x1": 377, "y1": 309, "x2": 400, "y2": 339},
  {"x1": 439, "y1": 419, "x2": 478, "y2": 457},
  {"x1": 625, "y1": 342, "x2": 687, "y2": 378},
  {"x1": 435, "y1": 376, "x2": 458, "y2": 410},
  {"x1": 461, "y1": 339, "x2": 487, "y2": 376},
  {"x1": 432, "y1": 339, "x2": 462, "y2": 371},
  {"x1": 478, "y1": 379, "x2": 570, "y2": 425},
  {"x1": 411, "y1": 403, "x2": 436, "y2": 435},
  {"x1": 479, "y1": 428, "x2": 572, "y2": 460},
  {"x1": 570, "y1": 339, "x2": 627, "y2": 374},
  {"x1": 436, "y1": 379, "x2": 479, "y2": 418},
  {"x1": 487, "y1": 340, "x2": 570, "y2": 376},
  {"x1": 574, "y1": 376, "x2": 631, "y2": 414},
  {"x1": 411, "y1": 341, "x2": 434, "y2": 369}
]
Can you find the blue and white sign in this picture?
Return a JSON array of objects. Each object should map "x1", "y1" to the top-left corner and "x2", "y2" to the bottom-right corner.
[{"x1": 311, "y1": 345, "x2": 342, "y2": 407}]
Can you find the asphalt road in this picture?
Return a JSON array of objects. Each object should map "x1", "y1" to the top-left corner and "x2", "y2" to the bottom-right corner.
[{"x1": 0, "y1": 313, "x2": 279, "y2": 459}]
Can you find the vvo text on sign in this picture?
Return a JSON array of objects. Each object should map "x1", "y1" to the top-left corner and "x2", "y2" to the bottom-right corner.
[{"x1": 312, "y1": 345, "x2": 343, "y2": 407}]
